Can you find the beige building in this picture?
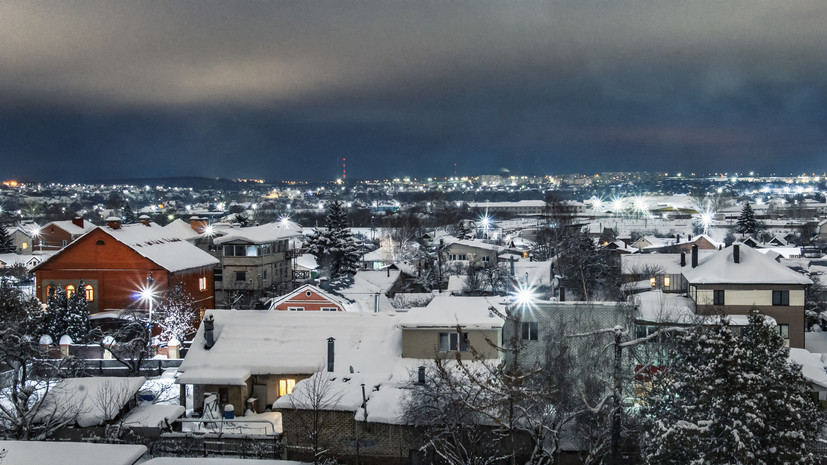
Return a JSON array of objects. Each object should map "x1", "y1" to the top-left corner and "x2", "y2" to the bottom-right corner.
[{"x1": 683, "y1": 243, "x2": 812, "y2": 348}]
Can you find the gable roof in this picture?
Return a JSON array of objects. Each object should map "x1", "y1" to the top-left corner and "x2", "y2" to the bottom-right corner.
[
  {"x1": 45, "y1": 219, "x2": 96, "y2": 236},
  {"x1": 399, "y1": 295, "x2": 506, "y2": 329},
  {"x1": 268, "y1": 283, "x2": 348, "y2": 310},
  {"x1": 177, "y1": 310, "x2": 401, "y2": 385},
  {"x1": 213, "y1": 221, "x2": 303, "y2": 245},
  {"x1": 33, "y1": 223, "x2": 219, "y2": 273},
  {"x1": 683, "y1": 244, "x2": 812, "y2": 285}
]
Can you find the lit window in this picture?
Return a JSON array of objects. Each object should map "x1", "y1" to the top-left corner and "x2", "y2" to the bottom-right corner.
[
  {"x1": 649, "y1": 277, "x2": 656, "y2": 287},
  {"x1": 664, "y1": 277, "x2": 671, "y2": 287},
  {"x1": 198, "y1": 277, "x2": 207, "y2": 291},
  {"x1": 22, "y1": 242, "x2": 28, "y2": 250},
  {"x1": 65, "y1": 285, "x2": 75, "y2": 298},
  {"x1": 84, "y1": 284, "x2": 94, "y2": 301},
  {"x1": 279, "y1": 379, "x2": 296, "y2": 396}
]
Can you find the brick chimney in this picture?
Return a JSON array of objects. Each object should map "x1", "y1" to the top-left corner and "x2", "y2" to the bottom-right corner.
[
  {"x1": 139, "y1": 214, "x2": 151, "y2": 226},
  {"x1": 106, "y1": 216, "x2": 121, "y2": 230},
  {"x1": 71, "y1": 216, "x2": 84, "y2": 228}
]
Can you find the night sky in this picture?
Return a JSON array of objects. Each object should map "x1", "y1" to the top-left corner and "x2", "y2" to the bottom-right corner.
[{"x1": 2, "y1": 1, "x2": 827, "y2": 182}]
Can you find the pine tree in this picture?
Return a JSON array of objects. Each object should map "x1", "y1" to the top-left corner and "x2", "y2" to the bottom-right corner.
[
  {"x1": 156, "y1": 283, "x2": 198, "y2": 343},
  {"x1": 41, "y1": 282, "x2": 90, "y2": 343},
  {"x1": 736, "y1": 202, "x2": 758, "y2": 236},
  {"x1": 0, "y1": 224, "x2": 15, "y2": 253},
  {"x1": 641, "y1": 313, "x2": 822, "y2": 464},
  {"x1": 122, "y1": 203, "x2": 136, "y2": 224},
  {"x1": 306, "y1": 201, "x2": 360, "y2": 288}
]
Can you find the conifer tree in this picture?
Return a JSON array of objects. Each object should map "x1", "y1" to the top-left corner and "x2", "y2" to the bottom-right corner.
[
  {"x1": 736, "y1": 201, "x2": 758, "y2": 236},
  {"x1": 306, "y1": 201, "x2": 360, "y2": 288},
  {"x1": 122, "y1": 203, "x2": 136, "y2": 224},
  {"x1": 41, "y1": 282, "x2": 91, "y2": 343},
  {"x1": 641, "y1": 313, "x2": 822, "y2": 464},
  {"x1": 0, "y1": 224, "x2": 15, "y2": 253}
]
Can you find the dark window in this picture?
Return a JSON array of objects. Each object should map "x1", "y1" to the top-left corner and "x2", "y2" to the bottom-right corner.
[
  {"x1": 521, "y1": 322, "x2": 539, "y2": 341},
  {"x1": 219, "y1": 388, "x2": 228, "y2": 404},
  {"x1": 777, "y1": 324, "x2": 790, "y2": 341},
  {"x1": 236, "y1": 271, "x2": 247, "y2": 281},
  {"x1": 214, "y1": 268, "x2": 223, "y2": 282},
  {"x1": 439, "y1": 332, "x2": 468, "y2": 352},
  {"x1": 96, "y1": 240, "x2": 105, "y2": 246},
  {"x1": 772, "y1": 290, "x2": 790, "y2": 306},
  {"x1": 223, "y1": 245, "x2": 250, "y2": 257},
  {"x1": 713, "y1": 290, "x2": 725, "y2": 305}
]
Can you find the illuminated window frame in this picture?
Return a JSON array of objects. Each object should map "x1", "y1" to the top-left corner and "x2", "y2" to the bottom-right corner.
[
  {"x1": 279, "y1": 379, "x2": 296, "y2": 396},
  {"x1": 65, "y1": 285, "x2": 75, "y2": 298},
  {"x1": 198, "y1": 277, "x2": 207, "y2": 292},
  {"x1": 664, "y1": 277, "x2": 671, "y2": 287},
  {"x1": 84, "y1": 284, "x2": 94, "y2": 301}
]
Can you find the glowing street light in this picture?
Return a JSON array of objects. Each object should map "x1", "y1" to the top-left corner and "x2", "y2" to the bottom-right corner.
[
  {"x1": 700, "y1": 209, "x2": 714, "y2": 234},
  {"x1": 139, "y1": 272, "x2": 157, "y2": 350},
  {"x1": 513, "y1": 282, "x2": 535, "y2": 308}
]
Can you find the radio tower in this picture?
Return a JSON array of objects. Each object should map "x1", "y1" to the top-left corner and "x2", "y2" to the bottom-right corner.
[{"x1": 342, "y1": 157, "x2": 347, "y2": 180}]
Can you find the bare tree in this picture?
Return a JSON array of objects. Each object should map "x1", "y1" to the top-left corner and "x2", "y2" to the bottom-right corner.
[
  {"x1": 93, "y1": 310, "x2": 150, "y2": 377},
  {"x1": 286, "y1": 371, "x2": 344, "y2": 464}
]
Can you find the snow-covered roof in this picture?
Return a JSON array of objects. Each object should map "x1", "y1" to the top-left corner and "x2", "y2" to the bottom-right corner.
[
  {"x1": 100, "y1": 223, "x2": 219, "y2": 272},
  {"x1": 0, "y1": 440, "x2": 147, "y2": 465},
  {"x1": 621, "y1": 251, "x2": 716, "y2": 275},
  {"x1": 755, "y1": 247, "x2": 801, "y2": 259},
  {"x1": 683, "y1": 244, "x2": 812, "y2": 285},
  {"x1": 213, "y1": 221, "x2": 303, "y2": 245},
  {"x1": 788, "y1": 348, "x2": 827, "y2": 390},
  {"x1": 41, "y1": 377, "x2": 146, "y2": 428},
  {"x1": 633, "y1": 290, "x2": 697, "y2": 324},
  {"x1": 805, "y1": 332, "x2": 827, "y2": 354},
  {"x1": 162, "y1": 218, "x2": 202, "y2": 241},
  {"x1": 122, "y1": 403, "x2": 185, "y2": 429},
  {"x1": 177, "y1": 310, "x2": 401, "y2": 386},
  {"x1": 46, "y1": 219, "x2": 96, "y2": 236},
  {"x1": 268, "y1": 283, "x2": 348, "y2": 310},
  {"x1": 141, "y1": 459, "x2": 304, "y2": 465},
  {"x1": 441, "y1": 236, "x2": 503, "y2": 253},
  {"x1": 337, "y1": 270, "x2": 401, "y2": 312},
  {"x1": 399, "y1": 295, "x2": 506, "y2": 329},
  {"x1": 294, "y1": 253, "x2": 318, "y2": 271}
]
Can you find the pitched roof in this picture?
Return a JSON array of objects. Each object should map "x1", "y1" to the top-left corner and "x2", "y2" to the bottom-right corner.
[
  {"x1": 399, "y1": 295, "x2": 506, "y2": 329},
  {"x1": 177, "y1": 310, "x2": 401, "y2": 385},
  {"x1": 213, "y1": 221, "x2": 303, "y2": 245},
  {"x1": 46, "y1": 219, "x2": 96, "y2": 236},
  {"x1": 99, "y1": 223, "x2": 219, "y2": 272},
  {"x1": 683, "y1": 244, "x2": 812, "y2": 285},
  {"x1": 267, "y1": 283, "x2": 348, "y2": 310}
]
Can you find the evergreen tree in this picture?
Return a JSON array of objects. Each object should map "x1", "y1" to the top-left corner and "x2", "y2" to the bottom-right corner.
[
  {"x1": 41, "y1": 282, "x2": 91, "y2": 343},
  {"x1": 641, "y1": 312, "x2": 821, "y2": 464},
  {"x1": 736, "y1": 202, "x2": 758, "y2": 236},
  {"x1": 122, "y1": 203, "x2": 136, "y2": 224},
  {"x1": 306, "y1": 201, "x2": 360, "y2": 288},
  {"x1": 0, "y1": 224, "x2": 14, "y2": 253}
]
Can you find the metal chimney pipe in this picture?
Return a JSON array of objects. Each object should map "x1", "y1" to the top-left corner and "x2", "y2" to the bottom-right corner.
[
  {"x1": 733, "y1": 244, "x2": 740, "y2": 264},
  {"x1": 204, "y1": 315, "x2": 215, "y2": 349},
  {"x1": 680, "y1": 252, "x2": 686, "y2": 267},
  {"x1": 691, "y1": 244, "x2": 698, "y2": 268},
  {"x1": 327, "y1": 337, "x2": 335, "y2": 372},
  {"x1": 418, "y1": 366, "x2": 426, "y2": 384}
]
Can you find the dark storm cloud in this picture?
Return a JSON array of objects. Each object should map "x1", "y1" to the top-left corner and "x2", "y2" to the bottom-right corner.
[{"x1": 2, "y1": 1, "x2": 827, "y2": 181}]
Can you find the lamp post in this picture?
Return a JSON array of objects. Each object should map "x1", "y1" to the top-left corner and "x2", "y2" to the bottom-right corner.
[{"x1": 141, "y1": 272, "x2": 156, "y2": 353}]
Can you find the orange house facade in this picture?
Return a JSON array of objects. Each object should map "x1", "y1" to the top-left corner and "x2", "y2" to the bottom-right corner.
[
  {"x1": 269, "y1": 284, "x2": 347, "y2": 312},
  {"x1": 34, "y1": 222, "x2": 219, "y2": 315}
]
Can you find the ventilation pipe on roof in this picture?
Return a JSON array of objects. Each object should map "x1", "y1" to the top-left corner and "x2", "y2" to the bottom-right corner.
[
  {"x1": 327, "y1": 337, "x2": 335, "y2": 373},
  {"x1": 559, "y1": 286, "x2": 566, "y2": 302},
  {"x1": 374, "y1": 293, "x2": 380, "y2": 313},
  {"x1": 72, "y1": 216, "x2": 84, "y2": 228},
  {"x1": 418, "y1": 366, "x2": 426, "y2": 384},
  {"x1": 680, "y1": 252, "x2": 686, "y2": 267},
  {"x1": 106, "y1": 217, "x2": 121, "y2": 230},
  {"x1": 510, "y1": 256, "x2": 515, "y2": 277},
  {"x1": 204, "y1": 315, "x2": 215, "y2": 349},
  {"x1": 691, "y1": 244, "x2": 698, "y2": 268},
  {"x1": 733, "y1": 244, "x2": 740, "y2": 264}
]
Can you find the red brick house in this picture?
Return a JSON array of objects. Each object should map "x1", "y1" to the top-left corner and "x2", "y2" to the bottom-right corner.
[
  {"x1": 36, "y1": 217, "x2": 96, "y2": 251},
  {"x1": 33, "y1": 219, "x2": 219, "y2": 316},
  {"x1": 268, "y1": 284, "x2": 347, "y2": 311}
]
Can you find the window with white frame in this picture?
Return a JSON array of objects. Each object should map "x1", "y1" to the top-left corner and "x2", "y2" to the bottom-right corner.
[
  {"x1": 439, "y1": 331, "x2": 468, "y2": 352},
  {"x1": 198, "y1": 277, "x2": 207, "y2": 291},
  {"x1": 288, "y1": 306, "x2": 305, "y2": 311},
  {"x1": 521, "y1": 321, "x2": 539, "y2": 341}
]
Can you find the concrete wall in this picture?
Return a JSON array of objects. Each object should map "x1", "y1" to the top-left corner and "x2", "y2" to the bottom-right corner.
[{"x1": 401, "y1": 328, "x2": 500, "y2": 360}]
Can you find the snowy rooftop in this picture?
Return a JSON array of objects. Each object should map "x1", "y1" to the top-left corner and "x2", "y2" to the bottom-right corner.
[
  {"x1": 621, "y1": 251, "x2": 716, "y2": 275},
  {"x1": 101, "y1": 223, "x2": 219, "y2": 272},
  {"x1": 41, "y1": 377, "x2": 146, "y2": 428},
  {"x1": 0, "y1": 440, "x2": 147, "y2": 465},
  {"x1": 48, "y1": 219, "x2": 96, "y2": 236},
  {"x1": 399, "y1": 295, "x2": 506, "y2": 329},
  {"x1": 213, "y1": 221, "x2": 303, "y2": 245},
  {"x1": 682, "y1": 244, "x2": 812, "y2": 285},
  {"x1": 788, "y1": 348, "x2": 827, "y2": 390},
  {"x1": 162, "y1": 218, "x2": 202, "y2": 241},
  {"x1": 141, "y1": 459, "x2": 305, "y2": 465},
  {"x1": 337, "y1": 270, "x2": 401, "y2": 312},
  {"x1": 633, "y1": 290, "x2": 697, "y2": 324},
  {"x1": 441, "y1": 236, "x2": 503, "y2": 252},
  {"x1": 177, "y1": 310, "x2": 401, "y2": 386}
]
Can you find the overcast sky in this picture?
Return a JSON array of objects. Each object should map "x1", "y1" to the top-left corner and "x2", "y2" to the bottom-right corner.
[{"x1": 2, "y1": 1, "x2": 827, "y2": 182}]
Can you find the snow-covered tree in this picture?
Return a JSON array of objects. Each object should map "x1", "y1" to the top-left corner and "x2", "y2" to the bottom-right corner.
[
  {"x1": 0, "y1": 224, "x2": 14, "y2": 253},
  {"x1": 557, "y1": 229, "x2": 621, "y2": 301},
  {"x1": 736, "y1": 202, "x2": 759, "y2": 236},
  {"x1": 40, "y1": 283, "x2": 91, "y2": 344},
  {"x1": 640, "y1": 312, "x2": 822, "y2": 464},
  {"x1": 305, "y1": 200, "x2": 360, "y2": 288},
  {"x1": 122, "y1": 203, "x2": 136, "y2": 224},
  {"x1": 155, "y1": 283, "x2": 198, "y2": 343}
]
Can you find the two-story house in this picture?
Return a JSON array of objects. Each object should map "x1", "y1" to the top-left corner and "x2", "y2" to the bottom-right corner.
[
  {"x1": 683, "y1": 243, "x2": 812, "y2": 348},
  {"x1": 35, "y1": 217, "x2": 96, "y2": 251}
]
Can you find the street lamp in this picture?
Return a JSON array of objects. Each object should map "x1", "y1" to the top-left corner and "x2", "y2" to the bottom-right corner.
[
  {"x1": 139, "y1": 272, "x2": 157, "y2": 350},
  {"x1": 31, "y1": 225, "x2": 42, "y2": 254}
]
